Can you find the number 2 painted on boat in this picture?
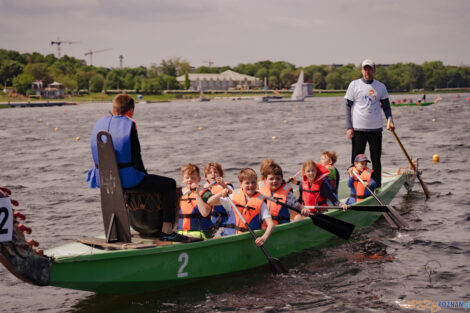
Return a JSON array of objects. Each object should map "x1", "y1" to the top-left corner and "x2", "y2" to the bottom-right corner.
[
  {"x1": 177, "y1": 252, "x2": 189, "y2": 278},
  {"x1": 0, "y1": 207, "x2": 9, "y2": 234}
]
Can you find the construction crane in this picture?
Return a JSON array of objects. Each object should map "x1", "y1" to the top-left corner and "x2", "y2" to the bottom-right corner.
[
  {"x1": 203, "y1": 59, "x2": 214, "y2": 68},
  {"x1": 119, "y1": 55, "x2": 124, "y2": 69},
  {"x1": 50, "y1": 38, "x2": 79, "y2": 58},
  {"x1": 84, "y1": 48, "x2": 112, "y2": 66}
]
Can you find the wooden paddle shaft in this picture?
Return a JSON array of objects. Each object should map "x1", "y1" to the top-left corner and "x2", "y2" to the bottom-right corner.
[
  {"x1": 387, "y1": 118, "x2": 430, "y2": 198},
  {"x1": 351, "y1": 170, "x2": 385, "y2": 206},
  {"x1": 183, "y1": 180, "x2": 216, "y2": 196}
]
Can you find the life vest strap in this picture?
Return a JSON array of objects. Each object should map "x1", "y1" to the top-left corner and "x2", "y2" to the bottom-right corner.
[
  {"x1": 236, "y1": 204, "x2": 256, "y2": 211},
  {"x1": 350, "y1": 194, "x2": 367, "y2": 199},
  {"x1": 211, "y1": 211, "x2": 228, "y2": 218},
  {"x1": 271, "y1": 215, "x2": 290, "y2": 222},
  {"x1": 303, "y1": 189, "x2": 319, "y2": 194},
  {"x1": 234, "y1": 225, "x2": 247, "y2": 232},
  {"x1": 317, "y1": 200, "x2": 327, "y2": 205},
  {"x1": 179, "y1": 213, "x2": 202, "y2": 218}
]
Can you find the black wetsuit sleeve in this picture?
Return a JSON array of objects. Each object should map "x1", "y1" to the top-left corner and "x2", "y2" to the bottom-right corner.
[
  {"x1": 380, "y1": 98, "x2": 392, "y2": 121},
  {"x1": 130, "y1": 123, "x2": 147, "y2": 174},
  {"x1": 346, "y1": 99, "x2": 354, "y2": 129},
  {"x1": 320, "y1": 181, "x2": 340, "y2": 206},
  {"x1": 298, "y1": 184, "x2": 303, "y2": 204}
]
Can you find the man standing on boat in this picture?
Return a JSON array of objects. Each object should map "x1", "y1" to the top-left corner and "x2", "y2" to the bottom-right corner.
[
  {"x1": 345, "y1": 59, "x2": 394, "y2": 188},
  {"x1": 87, "y1": 94, "x2": 189, "y2": 242}
]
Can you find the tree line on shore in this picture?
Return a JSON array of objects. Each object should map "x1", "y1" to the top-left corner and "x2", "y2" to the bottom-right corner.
[{"x1": 1, "y1": 49, "x2": 469, "y2": 96}]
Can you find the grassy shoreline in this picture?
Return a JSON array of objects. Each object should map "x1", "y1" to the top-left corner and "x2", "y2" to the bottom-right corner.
[{"x1": 0, "y1": 89, "x2": 467, "y2": 105}]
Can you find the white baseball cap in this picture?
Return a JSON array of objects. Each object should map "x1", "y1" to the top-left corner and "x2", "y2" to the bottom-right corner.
[{"x1": 361, "y1": 59, "x2": 375, "y2": 68}]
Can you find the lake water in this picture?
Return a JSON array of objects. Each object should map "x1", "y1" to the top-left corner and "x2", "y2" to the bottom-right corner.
[{"x1": 1, "y1": 94, "x2": 469, "y2": 312}]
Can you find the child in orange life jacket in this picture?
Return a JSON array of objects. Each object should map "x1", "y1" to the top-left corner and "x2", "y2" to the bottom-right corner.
[
  {"x1": 320, "y1": 151, "x2": 340, "y2": 197},
  {"x1": 259, "y1": 162, "x2": 303, "y2": 226},
  {"x1": 296, "y1": 160, "x2": 348, "y2": 220},
  {"x1": 231, "y1": 168, "x2": 274, "y2": 246},
  {"x1": 177, "y1": 163, "x2": 229, "y2": 239},
  {"x1": 346, "y1": 154, "x2": 376, "y2": 205},
  {"x1": 203, "y1": 162, "x2": 235, "y2": 237}
]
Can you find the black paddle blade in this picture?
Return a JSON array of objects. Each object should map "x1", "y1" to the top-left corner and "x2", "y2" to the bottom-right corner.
[
  {"x1": 310, "y1": 213, "x2": 355, "y2": 240},
  {"x1": 350, "y1": 205, "x2": 389, "y2": 212},
  {"x1": 268, "y1": 257, "x2": 288, "y2": 275}
]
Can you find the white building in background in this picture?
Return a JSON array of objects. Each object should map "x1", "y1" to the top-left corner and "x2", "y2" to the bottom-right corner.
[
  {"x1": 32, "y1": 80, "x2": 65, "y2": 98},
  {"x1": 176, "y1": 70, "x2": 261, "y2": 90}
]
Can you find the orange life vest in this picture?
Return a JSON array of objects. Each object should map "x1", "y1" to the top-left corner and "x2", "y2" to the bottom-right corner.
[
  {"x1": 231, "y1": 189, "x2": 265, "y2": 234},
  {"x1": 352, "y1": 167, "x2": 373, "y2": 202},
  {"x1": 259, "y1": 182, "x2": 291, "y2": 227},
  {"x1": 178, "y1": 188, "x2": 213, "y2": 231},
  {"x1": 301, "y1": 164, "x2": 330, "y2": 207}
]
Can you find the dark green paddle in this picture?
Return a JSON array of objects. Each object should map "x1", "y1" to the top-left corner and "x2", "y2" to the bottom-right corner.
[
  {"x1": 228, "y1": 198, "x2": 287, "y2": 275},
  {"x1": 351, "y1": 170, "x2": 409, "y2": 229},
  {"x1": 261, "y1": 194, "x2": 355, "y2": 240}
]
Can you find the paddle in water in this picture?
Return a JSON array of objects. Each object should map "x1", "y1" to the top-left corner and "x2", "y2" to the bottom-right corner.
[
  {"x1": 228, "y1": 198, "x2": 287, "y2": 275},
  {"x1": 351, "y1": 170, "x2": 409, "y2": 229},
  {"x1": 261, "y1": 194, "x2": 355, "y2": 240},
  {"x1": 387, "y1": 118, "x2": 430, "y2": 199}
]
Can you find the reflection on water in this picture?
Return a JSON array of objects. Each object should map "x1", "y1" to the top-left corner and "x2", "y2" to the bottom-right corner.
[{"x1": 1, "y1": 94, "x2": 470, "y2": 312}]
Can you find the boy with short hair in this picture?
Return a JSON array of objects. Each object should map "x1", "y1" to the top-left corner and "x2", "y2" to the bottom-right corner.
[
  {"x1": 203, "y1": 162, "x2": 235, "y2": 236},
  {"x1": 259, "y1": 162, "x2": 303, "y2": 226},
  {"x1": 346, "y1": 154, "x2": 377, "y2": 205},
  {"x1": 320, "y1": 151, "x2": 340, "y2": 196},
  {"x1": 177, "y1": 163, "x2": 228, "y2": 239},
  {"x1": 231, "y1": 168, "x2": 274, "y2": 246}
]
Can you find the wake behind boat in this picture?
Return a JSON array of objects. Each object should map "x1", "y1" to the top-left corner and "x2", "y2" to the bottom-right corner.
[{"x1": 0, "y1": 164, "x2": 417, "y2": 294}]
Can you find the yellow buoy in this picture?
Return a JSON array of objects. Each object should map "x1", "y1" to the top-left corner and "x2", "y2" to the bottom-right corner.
[
  {"x1": 75, "y1": 137, "x2": 81, "y2": 141},
  {"x1": 272, "y1": 136, "x2": 277, "y2": 141},
  {"x1": 198, "y1": 126, "x2": 203, "y2": 131},
  {"x1": 54, "y1": 127, "x2": 59, "y2": 131},
  {"x1": 433, "y1": 154, "x2": 439, "y2": 163},
  {"x1": 283, "y1": 120, "x2": 287, "y2": 124}
]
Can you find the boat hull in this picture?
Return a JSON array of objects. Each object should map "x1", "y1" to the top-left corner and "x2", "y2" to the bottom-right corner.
[{"x1": 48, "y1": 173, "x2": 408, "y2": 294}]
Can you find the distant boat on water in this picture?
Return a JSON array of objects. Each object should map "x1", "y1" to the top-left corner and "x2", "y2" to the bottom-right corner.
[{"x1": 259, "y1": 70, "x2": 307, "y2": 103}]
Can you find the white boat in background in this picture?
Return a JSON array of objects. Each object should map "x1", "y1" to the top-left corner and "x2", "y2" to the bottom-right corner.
[{"x1": 259, "y1": 70, "x2": 306, "y2": 103}]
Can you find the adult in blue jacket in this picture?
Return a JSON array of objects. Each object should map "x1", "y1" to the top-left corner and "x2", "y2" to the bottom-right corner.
[{"x1": 87, "y1": 94, "x2": 187, "y2": 242}]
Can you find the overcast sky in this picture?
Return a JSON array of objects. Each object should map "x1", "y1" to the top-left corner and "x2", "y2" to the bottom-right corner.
[{"x1": 0, "y1": 0, "x2": 468, "y2": 69}]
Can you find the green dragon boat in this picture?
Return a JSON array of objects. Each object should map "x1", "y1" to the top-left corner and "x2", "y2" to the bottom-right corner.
[
  {"x1": 392, "y1": 101, "x2": 433, "y2": 107},
  {"x1": 0, "y1": 168, "x2": 416, "y2": 294}
]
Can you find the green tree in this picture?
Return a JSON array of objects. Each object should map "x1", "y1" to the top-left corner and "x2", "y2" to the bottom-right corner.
[
  {"x1": 0, "y1": 60, "x2": 24, "y2": 86},
  {"x1": 24, "y1": 63, "x2": 53, "y2": 84},
  {"x1": 104, "y1": 70, "x2": 122, "y2": 90},
  {"x1": 123, "y1": 73, "x2": 135, "y2": 89},
  {"x1": 325, "y1": 72, "x2": 342, "y2": 89},
  {"x1": 13, "y1": 73, "x2": 34, "y2": 94},
  {"x1": 312, "y1": 72, "x2": 326, "y2": 89},
  {"x1": 255, "y1": 68, "x2": 268, "y2": 80},
  {"x1": 90, "y1": 74, "x2": 104, "y2": 92},
  {"x1": 280, "y1": 68, "x2": 296, "y2": 88}
]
